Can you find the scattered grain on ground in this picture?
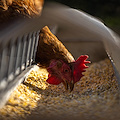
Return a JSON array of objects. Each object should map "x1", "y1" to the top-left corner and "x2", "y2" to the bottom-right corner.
[{"x1": 0, "y1": 59, "x2": 119, "y2": 120}]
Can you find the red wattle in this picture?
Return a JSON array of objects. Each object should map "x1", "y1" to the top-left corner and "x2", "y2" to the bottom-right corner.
[{"x1": 46, "y1": 74, "x2": 62, "y2": 85}]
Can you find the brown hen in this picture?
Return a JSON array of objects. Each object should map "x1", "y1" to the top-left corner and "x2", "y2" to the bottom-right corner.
[
  {"x1": 35, "y1": 26, "x2": 75, "y2": 68},
  {"x1": 35, "y1": 26, "x2": 90, "y2": 91}
]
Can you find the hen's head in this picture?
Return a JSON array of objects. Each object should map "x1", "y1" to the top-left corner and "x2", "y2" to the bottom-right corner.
[{"x1": 46, "y1": 55, "x2": 90, "y2": 91}]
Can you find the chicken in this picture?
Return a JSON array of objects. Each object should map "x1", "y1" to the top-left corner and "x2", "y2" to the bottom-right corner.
[
  {"x1": 35, "y1": 26, "x2": 90, "y2": 91},
  {"x1": 0, "y1": 0, "x2": 44, "y2": 23}
]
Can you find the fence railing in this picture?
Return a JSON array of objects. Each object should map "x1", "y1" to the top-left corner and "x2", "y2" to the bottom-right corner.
[
  {"x1": 0, "y1": 16, "x2": 47, "y2": 108},
  {"x1": 0, "y1": 31, "x2": 40, "y2": 82}
]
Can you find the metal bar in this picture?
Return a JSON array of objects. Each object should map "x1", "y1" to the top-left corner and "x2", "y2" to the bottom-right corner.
[
  {"x1": 0, "y1": 47, "x2": 10, "y2": 80},
  {"x1": 32, "y1": 31, "x2": 40, "y2": 61},
  {"x1": 21, "y1": 35, "x2": 27, "y2": 71},
  {"x1": 29, "y1": 32, "x2": 36, "y2": 66},
  {"x1": 15, "y1": 37, "x2": 22, "y2": 76},
  {"x1": 25, "y1": 33, "x2": 32, "y2": 68},
  {"x1": 7, "y1": 40, "x2": 16, "y2": 81},
  {"x1": 17, "y1": 37, "x2": 24, "y2": 73}
]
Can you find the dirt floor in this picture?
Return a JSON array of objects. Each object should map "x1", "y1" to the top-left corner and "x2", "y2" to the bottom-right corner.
[{"x1": 0, "y1": 58, "x2": 120, "y2": 120}]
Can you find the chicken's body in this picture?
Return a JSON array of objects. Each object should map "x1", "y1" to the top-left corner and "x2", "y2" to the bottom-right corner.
[
  {"x1": 0, "y1": 0, "x2": 44, "y2": 24},
  {"x1": 35, "y1": 26, "x2": 75, "y2": 68},
  {"x1": 35, "y1": 26, "x2": 90, "y2": 91}
]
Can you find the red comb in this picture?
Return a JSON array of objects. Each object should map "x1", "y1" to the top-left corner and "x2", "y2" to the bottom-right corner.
[{"x1": 73, "y1": 55, "x2": 90, "y2": 83}]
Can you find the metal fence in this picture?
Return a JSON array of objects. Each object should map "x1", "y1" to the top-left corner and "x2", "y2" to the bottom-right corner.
[
  {"x1": 0, "y1": 31, "x2": 40, "y2": 83},
  {"x1": 0, "y1": 18, "x2": 46, "y2": 108}
]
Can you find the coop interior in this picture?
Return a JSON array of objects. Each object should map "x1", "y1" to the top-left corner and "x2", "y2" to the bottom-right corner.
[{"x1": 0, "y1": 1, "x2": 120, "y2": 120}]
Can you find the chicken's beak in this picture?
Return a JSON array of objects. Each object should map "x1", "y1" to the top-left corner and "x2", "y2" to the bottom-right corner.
[
  {"x1": 63, "y1": 80, "x2": 74, "y2": 92},
  {"x1": 63, "y1": 80, "x2": 69, "y2": 90},
  {"x1": 69, "y1": 80, "x2": 74, "y2": 92}
]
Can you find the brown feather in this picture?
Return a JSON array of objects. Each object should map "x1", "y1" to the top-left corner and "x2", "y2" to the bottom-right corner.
[
  {"x1": 0, "y1": 0, "x2": 44, "y2": 23},
  {"x1": 35, "y1": 26, "x2": 75, "y2": 68}
]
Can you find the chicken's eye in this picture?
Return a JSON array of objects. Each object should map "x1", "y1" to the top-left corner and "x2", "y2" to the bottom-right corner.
[{"x1": 64, "y1": 69, "x2": 69, "y2": 73}]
